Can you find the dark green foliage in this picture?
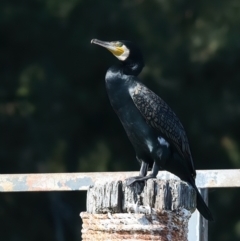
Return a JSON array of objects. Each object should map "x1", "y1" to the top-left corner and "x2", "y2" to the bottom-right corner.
[{"x1": 0, "y1": 0, "x2": 240, "y2": 240}]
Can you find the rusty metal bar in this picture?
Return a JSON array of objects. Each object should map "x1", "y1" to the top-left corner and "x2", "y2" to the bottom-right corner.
[{"x1": 0, "y1": 169, "x2": 239, "y2": 192}]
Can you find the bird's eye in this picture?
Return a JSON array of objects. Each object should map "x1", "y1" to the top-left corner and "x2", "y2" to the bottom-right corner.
[{"x1": 115, "y1": 42, "x2": 123, "y2": 47}]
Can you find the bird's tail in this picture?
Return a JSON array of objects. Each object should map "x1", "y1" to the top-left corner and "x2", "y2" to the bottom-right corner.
[{"x1": 192, "y1": 183, "x2": 214, "y2": 221}]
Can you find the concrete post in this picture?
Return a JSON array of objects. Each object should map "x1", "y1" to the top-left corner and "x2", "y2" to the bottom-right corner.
[{"x1": 80, "y1": 179, "x2": 196, "y2": 241}]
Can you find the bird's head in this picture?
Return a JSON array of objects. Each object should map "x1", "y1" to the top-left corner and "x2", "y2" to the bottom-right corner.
[{"x1": 91, "y1": 39, "x2": 144, "y2": 75}]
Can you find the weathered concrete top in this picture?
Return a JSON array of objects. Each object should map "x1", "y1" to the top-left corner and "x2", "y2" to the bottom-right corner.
[{"x1": 87, "y1": 179, "x2": 196, "y2": 214}]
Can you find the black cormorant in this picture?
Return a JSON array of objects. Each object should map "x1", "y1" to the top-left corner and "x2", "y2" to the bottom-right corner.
[{"x1": 91, "y1": 38, "x2": 213, "y2": 221}]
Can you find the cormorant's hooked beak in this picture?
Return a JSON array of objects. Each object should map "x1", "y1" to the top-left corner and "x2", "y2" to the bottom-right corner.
[{"x1": 91, "y1": 39, "x2": 124, "y2": 56}]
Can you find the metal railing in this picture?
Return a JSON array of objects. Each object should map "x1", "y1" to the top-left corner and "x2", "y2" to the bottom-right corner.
[{"x1": 1, "y1": 169, "x2": 240, "y2": 241}]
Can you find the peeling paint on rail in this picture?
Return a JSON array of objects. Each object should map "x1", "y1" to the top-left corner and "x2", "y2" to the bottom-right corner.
[{"x1": 0, "y1": 170, "x2": 239, "y2": 192}]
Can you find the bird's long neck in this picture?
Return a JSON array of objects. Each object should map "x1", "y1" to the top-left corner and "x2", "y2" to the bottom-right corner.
[
  {"x1": 122, "y1": 59, "x2": 144, "y2": 76},
  {"x1": 105, "y1": 59, "x2": 144, "y2": 88},
  {"x1": 105, "y1": 57, "x2": 144, "y2": 97}
]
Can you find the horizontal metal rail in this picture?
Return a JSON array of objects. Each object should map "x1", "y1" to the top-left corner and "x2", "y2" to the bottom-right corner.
[{"x1": 0, "y1": 169, "x2": 239, "y2": 192}]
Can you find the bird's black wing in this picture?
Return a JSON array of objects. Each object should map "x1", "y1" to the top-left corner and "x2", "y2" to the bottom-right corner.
[{"x1": 129, "y1": 82, "x2": 196, "y2": 178}]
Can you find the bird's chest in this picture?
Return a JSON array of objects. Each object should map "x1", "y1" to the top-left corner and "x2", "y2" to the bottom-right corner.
[
  {"x1": 105, "y1": 73, "x2": 157, "y2": 154},
  {"x1": 114, "y1": 96, "x2": 158, "y2": 154}
]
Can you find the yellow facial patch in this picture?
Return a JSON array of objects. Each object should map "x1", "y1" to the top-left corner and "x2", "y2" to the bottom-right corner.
[{"x1": 108, "y1": 47, "x2": 124, "y2": 56}]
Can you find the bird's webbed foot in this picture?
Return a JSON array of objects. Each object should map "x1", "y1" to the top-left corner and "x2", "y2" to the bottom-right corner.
[
  {"x1": 125, "y1": 162, "x2": 159, "y2": 186},
  {"x1": 125, "y1": 176, "x2": 145, "y2": 186},
  {"x1": 125, "y1": 160, "x2": 148, "y2": 186},
  {"x1": 125, "y1": 173, "x2": 157, "y2": 186}
]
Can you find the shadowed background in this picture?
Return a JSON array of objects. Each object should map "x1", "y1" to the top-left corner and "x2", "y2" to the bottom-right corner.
[{"x1": 1, "y1": 0, "x2": 240, "y2": 240}]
